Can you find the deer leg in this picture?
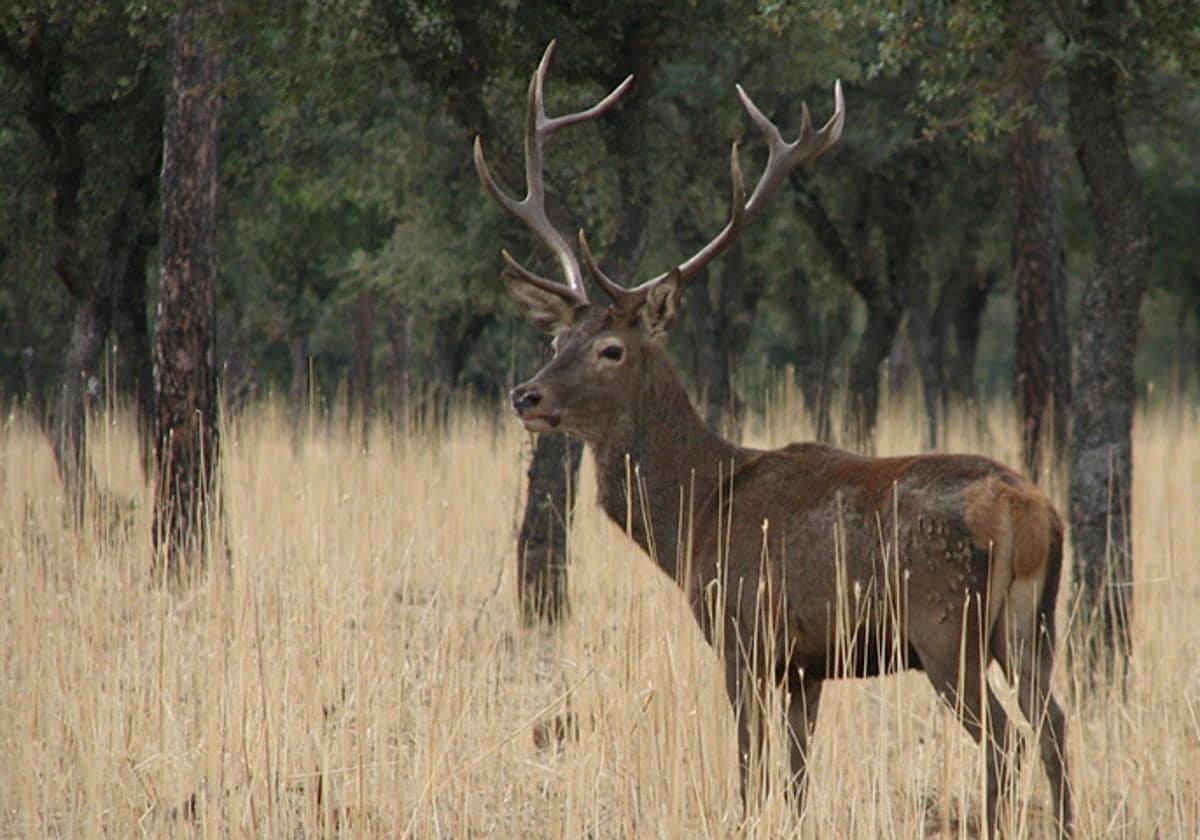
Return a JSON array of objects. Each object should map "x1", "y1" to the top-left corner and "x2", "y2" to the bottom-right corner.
[
  {"x1": 995, "y1": 619, "x2": 1073, "y2": 837},
  {"x1": 784, "y1": 670, "x2": 822, "y2": 809},
  {"x1": 722, "y1": 649, "x2": 755, "y2": 807},
  {"x1": 988, "y1": 623, "x2": 1029, "y2": 780},
  {"x1": 1035, "y1": 685, "x2": 1072, "y2": 837},
  {"x1": 1030, "y1": 683, "x2": 1071, "y2": 836},
  {"x1": 917, "y1": 632, "x2": 1013, "y2": 837}
]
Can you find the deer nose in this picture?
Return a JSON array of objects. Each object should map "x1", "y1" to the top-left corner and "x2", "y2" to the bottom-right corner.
[{"x1": 510, "y1": 384, "x2": 542, "y2": 414}]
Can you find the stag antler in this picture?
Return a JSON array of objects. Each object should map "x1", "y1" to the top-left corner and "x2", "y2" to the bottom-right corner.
[
  {"x1": 580, "y1": 80, "x2": 845, "y2": 307},
  {"x1": 473, "y1": 40, "x2": 633, "y2": 307}
]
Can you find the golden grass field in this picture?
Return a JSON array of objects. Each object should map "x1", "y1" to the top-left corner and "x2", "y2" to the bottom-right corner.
[{"x1": 1, "y1": 388, "x2": 1198, "y2": 838}]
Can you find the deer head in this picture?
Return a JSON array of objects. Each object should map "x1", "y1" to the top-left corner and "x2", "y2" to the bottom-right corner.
[{"x1": 474, "y1": 41, "x2": 844, "y2": 441}]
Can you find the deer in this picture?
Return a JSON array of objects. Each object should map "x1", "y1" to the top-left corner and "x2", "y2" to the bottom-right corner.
[{"x1": 474, "y1": 41, "x2": 1073, "y2": 837}]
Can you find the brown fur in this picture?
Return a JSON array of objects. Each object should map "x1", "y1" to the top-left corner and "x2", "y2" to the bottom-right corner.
[
  {"x1": 474, "y1": 46, "x2": 1076, "y2": 832},
  {"x1": 964, "y1": 475, "x2": 1053, "y2": 579},
  {"x1": 505, "y1": 302, "x2": 1074, "y2": 836}
]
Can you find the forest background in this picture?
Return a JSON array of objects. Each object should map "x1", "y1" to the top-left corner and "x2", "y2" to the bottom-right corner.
[
  {"x1": 3, "y1": 1, "x2": 1196, "y2": 429},
  {"x1": 1, "y1": 2, "x2": 1198, "y2": 636},
  {"x1": 2, "y1": 2, "x2": 1200, "y2": 835}
]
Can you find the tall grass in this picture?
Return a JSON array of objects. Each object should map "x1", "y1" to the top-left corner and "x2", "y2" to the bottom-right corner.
[{"x1": 1, "y1": 390, "x2": 1197, "y2": 837}]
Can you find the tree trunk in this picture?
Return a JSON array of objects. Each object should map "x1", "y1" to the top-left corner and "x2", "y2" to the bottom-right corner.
[
  {"x1": 714, "y1": 244, "x2": 760, "y2": 439},
  {"x1": 1065, "y1": 44, "x2": 1151, "y2": 665},
  {"x1": 54, "y1": 298, "x2": 106, "y2": 526},
  {"x1": 385, "y1": 303, "x2": 411, "y2": 430},
  {"x1": 348, "y1": 289, "x2": 374, "y2": 448},
  {"x1": 112, "y1": 200, "x2": 157, "y2": 480},
  {"x1": 429, "y1": 313, "x2": 491, "y2": 422},
  {"x1": 19, "y1": 344, "x2": 44, "y2": 419},
  {"x1": 517, "y1": 431, "x2": 584, "y2": 624},
  {"x1": 1012, "y1": 39, "x2": 1071, "y2": 479},
  {"x1": 3, "y1": 12, "x2": 160, "y2": 515},
  {"x1": 218, "y1": 297, "x2": 257, "y2": 417},
  {"x1": 877, "y1": 144, "x2": 944, "y2": 448},
  {"x1": 947, "y1": 266, "x2": 997, "y2": 404},
  {"x1": 153, "y1": 0, "x2": 222, "y2": 577},
  {"x1": 599, "y1": 20, "x2": 652, "y2": 285},
  {"x1": 288, "y1": 333, "x2": 310, "y2": 446},
  {"x1": 792, "y1": 173, "x2": 902, "y2": 451},
  {"x1": 783, "y1": 269, "x2": 847, "y2": 444},
  {"x1": 43, "y1": 74, "x2": 94, "y2": 524},
  {"x1": 892, "y1": 242, "x2": 945, "y2": 447},
  {"x1": 679, "y1": 250, "x2": 759, "y2": 438},
  {"x1": 685, "y1": 247, "x2": 757, "y2": 438},
  {"x1": 906, "y1": 304, "x2": 947, "y2": 447},
  {"x1": 846, "y1": 303, "x2": 901, "y2": 451}
]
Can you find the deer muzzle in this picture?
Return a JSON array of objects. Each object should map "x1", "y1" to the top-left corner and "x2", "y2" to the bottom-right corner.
[{"x1": 510, "y1": 383, "x2": 561, "y2": 432}]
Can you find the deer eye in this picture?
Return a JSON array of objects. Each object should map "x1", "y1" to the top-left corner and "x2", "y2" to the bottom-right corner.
[{"x1": 598, "y1": 343, "x2": 624, "y2": 362}]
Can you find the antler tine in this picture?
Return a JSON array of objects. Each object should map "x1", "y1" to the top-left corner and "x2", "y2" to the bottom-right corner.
[
  {"x1": 600, "y1": 142, "x2": 747, "y2": 300},
  {"x1": 738, "y1": 79, "x2": 844, "y2": 220},
  {"x1": 537, "y1": 42, "x2": 635, "y2": 136},
  {"x1": 625, "y1": 80, "x2": 843, "y2": 291},
  {"x1": 474, "y1": 40, "x2": 634, "y2": 307},
  {"x1": 499, "y1": 248, "x2": 585, "y2": 301},
  {"x1": 578, "y1": 228, "x2": 631, "y2": 304}
]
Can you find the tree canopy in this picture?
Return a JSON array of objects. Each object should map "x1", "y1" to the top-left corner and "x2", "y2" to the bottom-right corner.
[{"x1": 0, "y1": 1, "x2": 1196, "y2": 416}]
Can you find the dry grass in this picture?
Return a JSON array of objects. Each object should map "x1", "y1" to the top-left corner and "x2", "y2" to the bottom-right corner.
[{"x1": 1, "y1": 390, "x2": 1198, "y2": 838}]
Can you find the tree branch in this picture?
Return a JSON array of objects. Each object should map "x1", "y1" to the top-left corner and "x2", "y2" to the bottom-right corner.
[{"x1": 790, "y1": 172, "x2": 877, "y2": 300}]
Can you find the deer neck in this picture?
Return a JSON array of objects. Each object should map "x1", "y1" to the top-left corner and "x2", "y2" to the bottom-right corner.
[{"x1": 590, "y1": 352, "x2": 744, "y2": 581}]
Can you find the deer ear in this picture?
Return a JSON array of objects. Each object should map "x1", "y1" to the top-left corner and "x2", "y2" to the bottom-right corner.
[
  {"x1": 638, "y1": 270, "x2": 681, "y2": 340},
  {"x1": 504, "y1": 274, "x2": 578, "y2": 335}
]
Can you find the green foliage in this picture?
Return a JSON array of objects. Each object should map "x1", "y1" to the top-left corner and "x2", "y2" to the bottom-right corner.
[
  {"x1": 0, "y1": 0, "x2": 1197, "y2": 415},
  {"x1": 0, "y1": 1, "x2": 165, "y2": 403}
]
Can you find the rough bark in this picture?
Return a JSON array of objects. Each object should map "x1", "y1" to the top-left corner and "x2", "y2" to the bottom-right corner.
[
  {"x1": 517, "y1": 431, "x2": 584, "y2": 624},
  {"x1": 1066, "y1": 39, "x2": 1151, "y2": 664},
  {"x1": 153, "y1": 0, "x2": 222, "y2": 576},
  {"x1": 1012, "y1": 39, "x2": 1071, "y2": 479}
]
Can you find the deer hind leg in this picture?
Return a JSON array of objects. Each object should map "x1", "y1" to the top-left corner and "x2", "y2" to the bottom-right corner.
[
  {"x1": 992, "y1": 589, "x2": 1074, "y2": 837},
  {"x1": 784, "y1": 670, "x2": 823, "y2": 809},
  {"x1": 914, "y1": 617, "x2": 1013, "y2": 837},
  {"x1": 722, "y1": 644, "x2": 756, "y2": 808}
]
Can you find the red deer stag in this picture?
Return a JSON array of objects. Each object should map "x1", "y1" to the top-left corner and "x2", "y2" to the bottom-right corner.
[{"x1": 475, "y1": 41, "x2": 1073, "y2": 837}]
